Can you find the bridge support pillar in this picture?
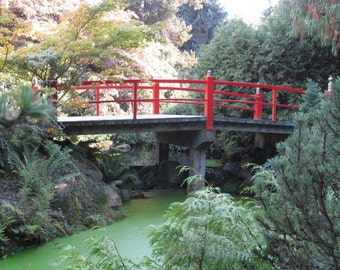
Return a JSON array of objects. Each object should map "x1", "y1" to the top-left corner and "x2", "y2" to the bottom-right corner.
[
  {"x1": 187, "y1": 146, "x2": 206, "y2": 192},
  {"x1": 154, "y1": 130, "x2": 216, "y2": 193},
  {"x1": 155, "y1": 142, "x2": 169, "y2": 164},
  {"x1": 255, "y1": 133, "x2": 289, "y2": 149}
]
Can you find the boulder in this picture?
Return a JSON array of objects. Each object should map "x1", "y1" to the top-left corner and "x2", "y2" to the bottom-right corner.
[
  {"x1": 222, "y1": 162, "x2": 241, "y2": 178},
  {"x1": 221, "y1": 176, "x2": 242, "y2": 194},
  {"x1": 54, "y1": 155, "x2": 124, "y2": 225},
  {"x1": 139, "y1": 164, "x2": 159, "y2": 189},
  {"x1": 227, "y1": 147, "x2": 249, "y2": 162},
  {"x1": 120, "y1": 189, "x2": 130, "y2": 202},
  {"x1": 205, "y1": 168, "x2": 224, "y2": 187},
  {"x1": 104, "y1": 185, "x2": 122, "y2": 209},
  {"x1": 159, "y1": 160, "x2": 187, "y2": 188}
]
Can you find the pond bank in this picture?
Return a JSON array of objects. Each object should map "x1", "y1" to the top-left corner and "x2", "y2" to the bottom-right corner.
[{"x1": 0, "y1": 191, "x2": 186, "y2": 270}]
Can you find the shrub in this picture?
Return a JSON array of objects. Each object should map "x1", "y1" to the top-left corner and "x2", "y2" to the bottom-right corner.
[
  {"x1": 253, "y1": 78, "x2": 340, "y2": 269},
  {"x1": 145, "y1": 186, "x2": 270, "y2": 270}
]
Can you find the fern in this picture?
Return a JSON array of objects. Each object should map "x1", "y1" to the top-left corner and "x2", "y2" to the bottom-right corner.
[
  {"x1": 98, "y1": 153, "x2": 140, "y2": 187},
  {"x1": 0, "y1": 221, "x2": 10, "y2": 258},
  {"x1": 7, "y1": 142, "x2": 80, "y2": 242}
]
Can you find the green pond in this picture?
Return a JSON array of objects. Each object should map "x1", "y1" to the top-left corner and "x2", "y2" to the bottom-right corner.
[{"x1": 0, "y1": 192, "x2": 186, "y2": 270}]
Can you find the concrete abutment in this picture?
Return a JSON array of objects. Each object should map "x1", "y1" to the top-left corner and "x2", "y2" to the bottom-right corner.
[{"x1": 154, "y1": 130, "x2": 216, "y2": 192}]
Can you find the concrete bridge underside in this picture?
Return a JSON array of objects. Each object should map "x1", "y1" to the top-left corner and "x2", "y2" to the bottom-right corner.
[{"x1": 58, "y1": 115, "x2": 294, "y2": 192}]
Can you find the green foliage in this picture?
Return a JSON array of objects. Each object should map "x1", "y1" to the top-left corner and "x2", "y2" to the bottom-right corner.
[
  {"x1": 116, "y1": 132, "x2": 154, "y2": 145},
  {"x1": 125, "y1": 0, "x2": 174, "y2": 25},
  {"x1": 253, "y1": 78, "x2": 340, "y2": 269},
  {"x1": 194, "y1": 20, "x2": 264, "y2": 118},
  {"x1": 0, "y1": 84, "x2": 78, "y2": 254},
  {"x1": 0, "y1": 85, "x2": 54, "y2": 172},
  {"x1": 3, "y1": 142, "x2": 80, "y2": 244},
  {"x1": 146, "y1": 186, "x2": 270, "y2": 270},
  {"x1": 205, "y1": 159, "x2": 222, "y2": 168},
  {"x1": 14, "y1": 85, "x2": 53, "y2": 118},
  {"x1": 0, "y1": 84, "x2": 125, "y2": 256},
  {"x1": 60, "y1": 236, "x2": 140, "y2": 270},
  {"x1": 60, "y1": 186, "x2": 271, "y2": 270},
  {"x1": 9, "y1": 1, "x2": 153, "y2": 86},
  {"x1": 0, "y1": 85, "x2": 53, "y2": 129},
  {"x1": 0, "y1": 221, "x2": 10, "y2": 257},
  {"x1": 178, "y1": 0, "x2": 227, "y2": 52},
  {"x1": 300, "y1": 78, "x2": 322, "y2": 112},
  {"x1": 0, "y1": 123, "x2": 50, "y2": 171},
  {"x1": 194, "y1": 10, "x2": 340, "y2": 119},
  {"x1": 210, "y1": 131, "x2": 237, "y2": 161},
  {"x1": 258, "y1": 10, "x2": 339, "y2": 89},
  {"x1": 0, "y1": 7, "x2": 28, "y2": 74},
  {"x1": 125, "y1": 0, "x2": 206, "y2": 25},
  {"x1": 195, "y1": 19, "x2": 261, "y2": 83},
  {"x1": 280, "y1": 0, "x2": 340, "y2": 55},
  {"x1": 97, "y1": 153, "x2": 140, "y2": 188},
  {"x1": 162, "y1": 102, "x2": 197, "y2": 115}
]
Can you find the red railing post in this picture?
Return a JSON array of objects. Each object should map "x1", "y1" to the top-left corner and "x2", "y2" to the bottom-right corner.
[
  {"x1": 133, "y1": 81, "x2": 138, "y2": 119},
  {"x1": 153, "y1": 82, "x2": 160, "y2": 114},
  {"x1": 326, "y1": 75, "x2": 333, "y2": 95},
  {"x1": 254, "y1": 86, "x2": 263, "y2": 120},
  {"x1": 32, "y1": 85, "x2": 40, "y2": 99},
  {"x1": 205, "y1": 70, "x2": 215, "y2": 130},
  {"x1": 95, "y1": 87, "x2": 100, "y2": 116},
  {"x1": 47, "y1": 78, "x2": 58, "y2": 109},
  {"x1": 272, "y1": 88, "x2": 277, "y2": 121}
]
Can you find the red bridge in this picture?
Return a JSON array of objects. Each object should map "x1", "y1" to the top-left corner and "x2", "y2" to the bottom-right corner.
[
  {"x1": 57, "y1": 74, "x2": 305, "y2": 134},
  {"x1": 56, "y1": 74, "x2": 305, "y2": 191}
]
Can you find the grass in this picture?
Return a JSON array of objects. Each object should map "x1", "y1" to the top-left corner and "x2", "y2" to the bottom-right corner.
[{"x1": 206, "y1": 159, "x2": 223, "y2": 168}]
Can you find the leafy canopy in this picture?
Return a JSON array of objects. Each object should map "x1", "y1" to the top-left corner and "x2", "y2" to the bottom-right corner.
[
  {"x1": 9, "y1": 0, "x2": 153, "y2": 86},
  {"x1": 0, "y1": 8, "x2": 29, "y2": 74}
]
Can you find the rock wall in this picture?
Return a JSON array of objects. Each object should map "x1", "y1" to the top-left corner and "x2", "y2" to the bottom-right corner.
[{"x1": 206, "y1": 146, "x2": 274, "y2": 194}]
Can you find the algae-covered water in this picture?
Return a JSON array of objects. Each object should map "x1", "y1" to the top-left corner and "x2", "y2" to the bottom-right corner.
[{"x1": 0, "y1": 192, "x2": 186, "y2": 270}]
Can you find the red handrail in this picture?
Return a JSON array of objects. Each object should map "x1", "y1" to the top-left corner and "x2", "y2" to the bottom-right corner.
[
  {"x1": 55, "y1": 75, "x2": 305, "y2": 130},
  {"x1": 205, "y1": 75, "x2": 215, "y2": 130}
]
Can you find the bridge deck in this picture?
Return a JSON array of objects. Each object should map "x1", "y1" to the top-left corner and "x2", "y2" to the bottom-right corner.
[{"x1": 57, "y1": 114, "x2": 294, "y2": 135}]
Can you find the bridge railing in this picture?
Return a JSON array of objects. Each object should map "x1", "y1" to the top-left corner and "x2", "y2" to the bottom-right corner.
[
  {"x1": 150, "y1": 76, "x2": 305, "y2": 129},
  {"x1": 56, "y1": 75, "x2": 305, "y2": 130}
]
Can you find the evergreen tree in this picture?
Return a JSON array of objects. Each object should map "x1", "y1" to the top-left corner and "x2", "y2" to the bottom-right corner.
[
  {"x1": 253, "y1": 78, "x2": 340, "y2": 269},
  {"x1": 280, "y1": 0, "x2": 340, "y2": 55},
  {"x1": 124, "y1": 0, "x2": 206, "y2": 25},
  {"x1": 300, "y1": 78, "x2": 322, "y2": 113},
  {"x1": 258, "y1": 10, "x2": 339, "y2": 89},
  {"x1": 195, "y1": 11, "x2": 340, "y2": 90},
  {"x1": 195, "y1": 19, "x2": 261, "y2": 83},
  {"x1": 177, "y1": 0, "x2": 227, "y2": 52}
]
